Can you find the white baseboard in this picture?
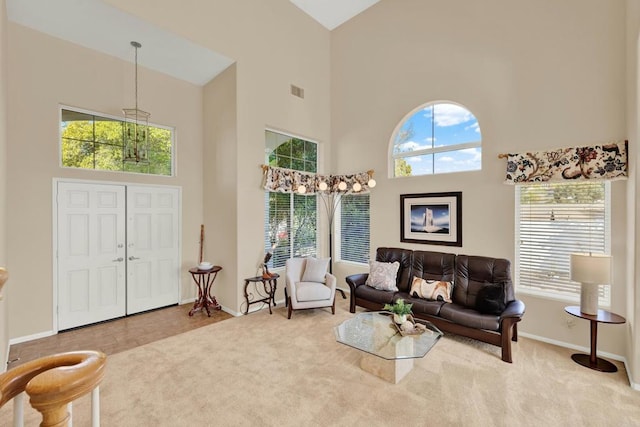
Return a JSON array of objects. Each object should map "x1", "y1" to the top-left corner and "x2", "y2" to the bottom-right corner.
[
  {"x1": 519, "y1": 331, "x2": 636, "y2": 390},
  {"x1": 9, "y1": 330, "x2": 56, "y2": 346}
]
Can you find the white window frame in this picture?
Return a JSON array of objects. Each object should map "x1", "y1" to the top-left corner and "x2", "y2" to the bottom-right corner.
[
  {"x1": 336, "y1": 193, "x2": 370, "y2": 265},
  {"x1": 389, "y1": 101, "x2": 482, "y2": 177},
  {"x1": 263, "y1": 129, "x2": 319, "y2": 270},
  {"x1": 515, "y1": 181, "x2": 611, "y2": 306},
  {"x1": 59, "y1": 105, "x2": 175, "y2": 176}
]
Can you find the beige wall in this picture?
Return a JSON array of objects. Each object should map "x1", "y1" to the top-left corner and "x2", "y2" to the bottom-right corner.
[
  {"x1": 106, "y1": 0, "x2": 332, "y2": 308},
  {"x1": 0, "y1": 0, "x2": 8, "y2": 368},
  {"x1": 626, "y1": 0, "x2": 640, "y2": 387},
  {"x1": 203, "y1": 64, "x2": 239, "y2": 311},
  {"x1": 331, "y1": 0, "x2": 629, "y2": 359},
  {"x1": 6, "y1": 23, "x2": 204, "y2": 339}
]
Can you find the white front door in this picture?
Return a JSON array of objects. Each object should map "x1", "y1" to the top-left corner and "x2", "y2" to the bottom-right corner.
[
  {"x1": 57, "y1": 182, "x2": 127, "y2": 330},
  {"x1": 126, "y1": 186, "x2": 180, "y2": 314}
]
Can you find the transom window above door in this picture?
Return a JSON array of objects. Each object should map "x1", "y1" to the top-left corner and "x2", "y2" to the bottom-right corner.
[
  {"x1": 390, "y1": 102, "x2": 482, "y2": 177},
  {"x1": 60, "y1": 107, "x2": 174, "y2": 176}
]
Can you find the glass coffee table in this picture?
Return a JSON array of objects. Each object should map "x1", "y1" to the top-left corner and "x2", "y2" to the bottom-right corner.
[{"x1": 334, "y1": 311, "x2": 443, "y2": 383}]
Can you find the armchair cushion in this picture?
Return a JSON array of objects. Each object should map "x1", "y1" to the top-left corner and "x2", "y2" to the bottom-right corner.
[
  {"x1": 297, "y1": 281, "x2": 331, "y2": 302},
  {"x1": 301, "y1": 257, "x2": 330, "y2": 283},
  {"x1": 365, "y1": 260, "x2": 400, "y2": 291}
]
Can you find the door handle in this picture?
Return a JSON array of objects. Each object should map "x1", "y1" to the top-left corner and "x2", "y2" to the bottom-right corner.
[
  {"x1": 128, "y1": 256, "x2": 140, "y2": 261},
  {"x1": 112, "y1": 257, "x2": 124, "y2": 262}
]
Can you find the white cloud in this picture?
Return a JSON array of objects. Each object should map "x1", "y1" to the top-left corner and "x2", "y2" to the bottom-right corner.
[
  {"x1": 433, "y1": 104, "x2": 474, "y2": 127},
  {"x1": 465, "y1": 122, "x2": 481, "y2": 133},
  {"x1": 459, "y1": 147, "x2": 482, "y2": 162},
  {"x1": 407, "y1": 157, "x2": 423, "y2": 163},
  {"x1": 396, "y1": 140, "x2": 429, "y2": 152},
  {"x1": 439, "y1": 156, "x2": 454, "y2": 162}
]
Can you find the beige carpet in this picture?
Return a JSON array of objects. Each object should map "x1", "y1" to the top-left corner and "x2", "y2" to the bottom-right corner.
[{"x1": 3, "y1": 298, "x2": 640, "y2": 426}]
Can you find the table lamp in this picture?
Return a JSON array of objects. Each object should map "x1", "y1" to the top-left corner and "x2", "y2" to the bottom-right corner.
[{"x1": 570, "y1": 253, "x2": 612, "y2": 315}]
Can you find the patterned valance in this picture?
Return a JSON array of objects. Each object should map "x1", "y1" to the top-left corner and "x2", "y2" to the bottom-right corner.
[
  {"x1": 503, "y1": 141, "x2": 628, "y2": 184},
  {"x1": 262, "y1": 165, "x2": 374, "y2": 194}
]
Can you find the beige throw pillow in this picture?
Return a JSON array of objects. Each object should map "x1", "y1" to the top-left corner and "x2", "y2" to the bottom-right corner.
[
  {"x1": 301, "y1": 257, "x2": 330, "y2": 283},
  {"x1": 410, "y1": 276, "x2": 453, "y2": 303},
  {"x1": 365, "y1": 260, "x2": 400, "y2": 291}
]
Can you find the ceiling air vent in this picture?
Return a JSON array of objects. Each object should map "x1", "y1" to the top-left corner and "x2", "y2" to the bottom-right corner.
[{"x1": 290, "y1": 84, "x2": 305, "y2": 99}]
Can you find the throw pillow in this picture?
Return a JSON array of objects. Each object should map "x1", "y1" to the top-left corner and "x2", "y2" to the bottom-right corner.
[
  {"x1": 301, "y1": 257, "x2": 330, "y2": 283},
  {"x1": 475, "y1": 282, "x2": 507, "y2": 315},
  {"x1": 410, "y1": 276, "x2": 453, "y2": 303},
  {"x1": 365, "y1": 260, "x2": 400, "y2": 291}
]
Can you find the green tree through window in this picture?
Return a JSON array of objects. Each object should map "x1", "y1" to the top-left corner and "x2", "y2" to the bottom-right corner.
[
  {"x1": 61, "y1": 108, "x2": 173, "y2": 176},
  {"x1": 264, "y1": 130, "x2": 318, "y2": 269}
]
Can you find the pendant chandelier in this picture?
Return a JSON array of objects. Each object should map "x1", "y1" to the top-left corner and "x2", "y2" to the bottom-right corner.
[{"x1": 123, "y1": 41, "x2": 150, "y2": 164}]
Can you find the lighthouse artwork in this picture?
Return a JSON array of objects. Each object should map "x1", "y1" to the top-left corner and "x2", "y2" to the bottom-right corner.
[{"x1": 401, "y1": 192, "x2": 462, "y2": 246}]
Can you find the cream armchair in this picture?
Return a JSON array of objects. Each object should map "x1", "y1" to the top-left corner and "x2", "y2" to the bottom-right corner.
[{"x1": 285, "y1": 258, "x2": 337, "y2": 319}]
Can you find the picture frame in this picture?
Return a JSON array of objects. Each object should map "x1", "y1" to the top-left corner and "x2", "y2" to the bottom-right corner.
[{"x1": 400, "y1": 192, "x2": 462, "y2": 246}]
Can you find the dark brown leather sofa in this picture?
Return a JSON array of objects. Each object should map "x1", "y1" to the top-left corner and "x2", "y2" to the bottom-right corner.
[{"x1": 345, "y1": 247, "x2": 525, "y2": 363}]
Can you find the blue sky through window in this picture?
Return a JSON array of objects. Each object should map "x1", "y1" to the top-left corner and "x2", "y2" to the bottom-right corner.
[{"x1": 393, "y1": 103, "x2": 481, "y2": 175}]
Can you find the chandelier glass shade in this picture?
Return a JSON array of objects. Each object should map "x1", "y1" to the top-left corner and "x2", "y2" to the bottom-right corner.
[{"x1": 123, "y1": 41, "x2": 150, "y2": 164}]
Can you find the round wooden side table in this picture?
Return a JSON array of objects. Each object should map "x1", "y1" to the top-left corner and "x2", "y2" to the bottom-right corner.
[
  {"x1": 188, "y1": 266, "x2": 222, "y2": 317},
  {"x1": 564, "y1": 305, "x2": 625, "y2": 372}
]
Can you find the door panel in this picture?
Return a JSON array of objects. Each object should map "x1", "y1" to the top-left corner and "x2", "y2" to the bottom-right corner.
[
  {"x1": 58, "y1": 182, "x2": 126, "y2": 330},
  {"x1": 126, "y1": 186, "x2": 180, "y2": 314}
]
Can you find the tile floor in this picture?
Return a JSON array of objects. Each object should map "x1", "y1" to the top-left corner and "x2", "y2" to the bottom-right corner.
[{"x1": 7, "y1": 304, "x2": 233, "y2": 370}]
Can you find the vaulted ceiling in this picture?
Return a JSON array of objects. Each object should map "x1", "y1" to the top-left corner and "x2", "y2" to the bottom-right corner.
[{"x1": 6, "y1": 0, "x2": 380, "y2": 85}]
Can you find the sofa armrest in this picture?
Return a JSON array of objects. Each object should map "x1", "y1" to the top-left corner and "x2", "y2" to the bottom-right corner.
[
  {"x1": 500, "y1": 299, "x2": 525, "y2": 320},
  {"x1": 345, "y1": 273, "x2": 368, "y2": 292},
  {"x1": 346, "y1": 273, "x2": 368, "y2": 313}
]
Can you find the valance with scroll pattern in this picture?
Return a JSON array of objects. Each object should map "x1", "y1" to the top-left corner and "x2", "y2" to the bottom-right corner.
[
  {"x1": 504, "y1": 140, "x2": 627, "y2": 184},
  {"x1": 262, "y1": 165, "x2": 373, "y2": 194}
]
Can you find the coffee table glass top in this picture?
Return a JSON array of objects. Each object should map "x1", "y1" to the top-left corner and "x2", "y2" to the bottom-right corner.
[{"x1": 334, "y1": 311, "x2": 443, "y2": 360}]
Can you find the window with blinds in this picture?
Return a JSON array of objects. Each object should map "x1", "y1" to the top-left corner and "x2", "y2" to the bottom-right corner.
[
  {"x1": 339, "y1": 194, "x2": 370, "y2": 264},
  {"x1": 264, "y1": 130, "x2": 318, "y2": 269},
  {"x1": 515, "y1": 181, "x2": 610, "y2": 304}
]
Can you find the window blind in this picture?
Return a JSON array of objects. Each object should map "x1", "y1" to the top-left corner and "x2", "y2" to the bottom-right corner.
[
  {"x1": 515, "y1": 182, "x2": 610, "y2": 303},
  {"x1": 340, "y1": 194, "x2": 370, "y2": 264}
]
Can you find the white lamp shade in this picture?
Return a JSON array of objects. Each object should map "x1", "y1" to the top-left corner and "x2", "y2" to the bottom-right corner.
[{"x1": 570, "y1": 253, "x2": 612, "y2": 285}]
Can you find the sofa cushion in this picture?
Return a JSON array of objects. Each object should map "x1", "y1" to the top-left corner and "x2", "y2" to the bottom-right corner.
[
  {"x1": 396, "y1": 292, "x2": 445, "y2": 316},
  {"x1": 301, "y1": 257, "x2": 329, "y2": 283},
  {"x1": 409, "y1": 276, "x2": 453, "y2": 303},
  {"x1": 475, "y1": 282, "x2": 507, "y2": 315},
  {"x1": 454, "y1": 255, "x2": 513, "y2": 308},
  {"x1": 366, "y1": 260, "x2": 400, "y2": 291},
  {"x1": 439, "y1": 303, "x2": 501, "y2": 331}
]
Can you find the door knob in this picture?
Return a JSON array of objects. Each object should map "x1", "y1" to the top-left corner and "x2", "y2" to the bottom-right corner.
[
  {"x1": 112, "y1": 257, "x2": 124, "y2": 262},
  {"x1": 128, "y1": 256, "x2": 140, "y2": 261}
]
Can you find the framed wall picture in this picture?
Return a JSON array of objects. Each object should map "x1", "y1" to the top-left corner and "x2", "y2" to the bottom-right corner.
[{"x1": 400, "y1": 192, "x2": 462, "y2": 246}]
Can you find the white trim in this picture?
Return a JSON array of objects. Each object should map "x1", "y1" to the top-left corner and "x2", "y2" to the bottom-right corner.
[
  {"x1": 392, "y1": 140, "x2": 481, "y2": 159},
  {"x1": 53, "y1": 178, "x2": 183, "y2": 333},
  {"x1": 9, "y1": 330, "x2": 56, "y2": 346}
]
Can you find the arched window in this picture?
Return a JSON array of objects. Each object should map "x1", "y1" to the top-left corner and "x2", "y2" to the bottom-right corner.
[{"x1": 390, "y1": 102, "x2": 481, "y2": 177}]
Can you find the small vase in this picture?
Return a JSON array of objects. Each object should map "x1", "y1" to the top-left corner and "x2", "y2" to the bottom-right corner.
[{"x1": 393, "y1": 313, "x2": 407, "y2": 324}]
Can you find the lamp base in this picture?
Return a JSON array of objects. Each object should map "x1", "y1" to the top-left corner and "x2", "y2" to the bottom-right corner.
[{"x1": 580, "y1": 282, "x2": 599, "y2": 315}]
